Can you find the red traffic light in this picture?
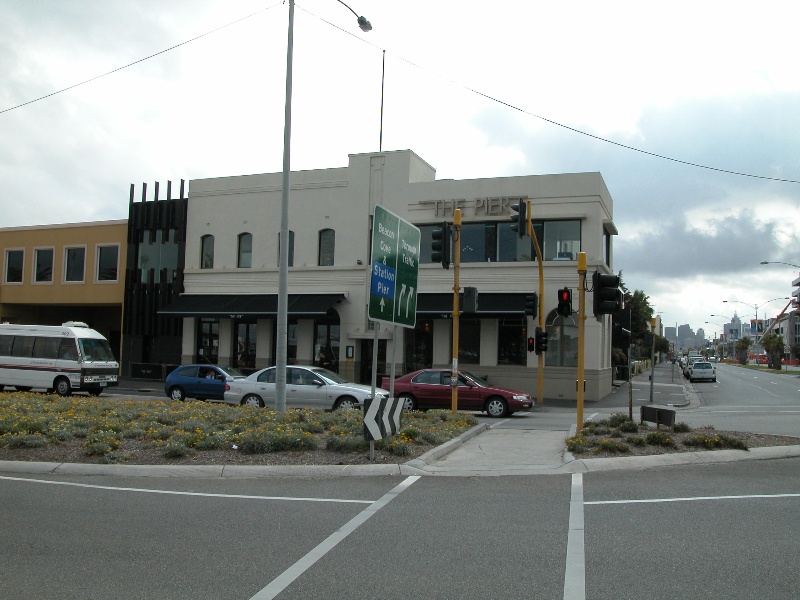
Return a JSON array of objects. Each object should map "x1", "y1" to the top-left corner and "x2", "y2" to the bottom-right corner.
[{"x1": 557, "y1": 287, "x2": 572, "y2": 317}]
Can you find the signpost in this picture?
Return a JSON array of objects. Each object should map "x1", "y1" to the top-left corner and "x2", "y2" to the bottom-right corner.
[
  {"x1": 368, "y1": 205, "x2": 420, "y2": 328},
  {"x1": 366, "y1": 205, "x2": 420, "y2": 459}
]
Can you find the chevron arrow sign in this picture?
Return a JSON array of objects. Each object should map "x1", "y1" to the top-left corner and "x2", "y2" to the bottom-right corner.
[{"x1": 363, "y1": 396, "x2": 403, "y2": 442}]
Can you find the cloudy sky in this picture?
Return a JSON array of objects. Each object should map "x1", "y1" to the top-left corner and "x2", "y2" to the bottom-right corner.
[{"x1": 2, "y1": 0, "x2": 799, "y2": 338}]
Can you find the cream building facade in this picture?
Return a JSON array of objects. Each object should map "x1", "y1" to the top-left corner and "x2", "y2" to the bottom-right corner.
[{"x1": 163, "y1": 150, "x2": 619, "y2": 401}]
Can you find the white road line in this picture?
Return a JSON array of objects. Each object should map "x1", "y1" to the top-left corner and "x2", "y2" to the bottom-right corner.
[
  {"x1": 563, "y1": 473, "x2": 586, "y2": 600},
  {"x1": 0, "y1": 475, "x2": 372, "y2": 504},
  {"x1": 586, "y1": 492, "x2": 800, "y2": 506},
  {"x1": 250, "y1": 475, "x2": 421, "y2": 600}
]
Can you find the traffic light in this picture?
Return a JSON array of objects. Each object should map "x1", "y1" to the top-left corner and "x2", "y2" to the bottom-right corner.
[
  {"x1": 527, "y1": 336, "x2": 535, "y2": 352},
  {"x1": 524, "y1": 293, "x2": 538, "y2": 318},
  {"x1": 592, "y1": 271, "x2": 623, "y2": 316},
  {"x1": 557, "y1": 287, "x2": 572, "y2": 317},
  {"x1": 535, "y1": 326, "x2": 548, "y2": 355},
  {"x1": 431, "y1": 222, "x2": 451, "y2": 269},
  {"x1": 510, "y1": 200, "x2": 527, "y2": 238}
]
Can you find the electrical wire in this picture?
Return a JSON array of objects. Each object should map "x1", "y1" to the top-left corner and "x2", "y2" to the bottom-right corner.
[
  {"x1": 2, "y1": 1, "x2": 799, "y2": 186},
  {"x1": 0, "y1": 3, "x2": 283, "y2": 116}
]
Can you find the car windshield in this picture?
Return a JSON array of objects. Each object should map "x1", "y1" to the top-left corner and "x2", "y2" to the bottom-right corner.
[
  {"x1": 217, "y1": 366, "x2": 246, "y2": 378},
  {"x1": 309, "y1": 367, "x2": 349, "y2": 384},
  {"x1": 77, "y1": 338, "x2": 116, "y2": 362},
  {"x1": 461, "y1": 371, "x2": 490, "y2": 387}
]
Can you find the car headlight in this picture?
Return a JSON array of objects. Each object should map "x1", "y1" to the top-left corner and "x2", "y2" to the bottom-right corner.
[{"x1": 512, "y1": 394, "x2": 529, "y2": 401}]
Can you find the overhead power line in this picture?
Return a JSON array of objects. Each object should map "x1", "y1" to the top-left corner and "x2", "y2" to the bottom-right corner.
[{"x1": 3, "y1": 1, "x2": 798, "y2": 185}]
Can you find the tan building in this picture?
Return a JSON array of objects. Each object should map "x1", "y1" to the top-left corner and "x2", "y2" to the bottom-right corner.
[{"x1": 0, "y1": 220, "x2": 127, "y2": 357}]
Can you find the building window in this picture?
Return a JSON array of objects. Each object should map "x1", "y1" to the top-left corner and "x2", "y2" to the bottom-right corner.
[
  {"x1": 96, "y1": 245, "x2": 119, "y2": 282},
  {"x1": 533, "y1": 220, "x2": 581, "y2": 261},
  {"x1": 405, "y1": 319, "x2": 434, "y2": 372},
  {"x1": 318, "y1": 229, "x2": 335, "y2": 266},
  {"x1": 197, "y1": 318, "x2": 219, "y2": 364},
  {"x1": 498, "y1": 318, "x2": 526, "y2": 365},
  {"x1": 34, "y1": 248, "x2": 54, "y2": 283},
  {"x1": 545, "y1": 310, "x2": 578, "y2": 367},
  {"x1": 237, "y1": 233, "x2": 252, "y2": 268},
  {"x1": 4, "y1": 249, "x2": 23, "y2": 283},
  {"x1": 314, "y1": 322, "x2": 340, "y2": 371},
  {"x1": 497, "y1": 223, "x2": 531, "y2": 262},
  {"x1": 139, "y1": 229, "x2": 179, "y2": 283},
  {"x1": 459, "y1": 319, "x2": 480, "y2": 365},
  {"x1": 200, "y1": 235, "x2": 214, "y2": 269},
  {"x1": 278, "y1": 231, "x2": 294, "y2": 267},
  {"x1": 233, "y1": 320, "x2": 256, "y2": 371},
  {"x1": 64, "y1": 247, "x2": 85, "y2": 283},
  {"x1": 419, "y1": 219, "x2": 581, "y2": 265}
]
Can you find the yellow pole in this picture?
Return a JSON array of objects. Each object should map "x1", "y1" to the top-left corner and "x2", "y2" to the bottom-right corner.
[
  {"x1": 526, "y1": 199, "x2": 545, "y2": 405},
  {"x1": 451, "y1": 209, "x2": 462, "y2": 413},
  {"x1": 576, "y1": 252, "x2": 587, "y2": 434}
]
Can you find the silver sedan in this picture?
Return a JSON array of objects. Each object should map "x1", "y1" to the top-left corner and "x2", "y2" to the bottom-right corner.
[{"x1": 224, "y1": 365, "x2": 389, "y2": 410}]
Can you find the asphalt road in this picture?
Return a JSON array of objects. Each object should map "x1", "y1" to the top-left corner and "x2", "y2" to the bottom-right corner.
[
  {"x1": 2, "y1": 459, "x2": 799, "y2": 599},
  {"x1": 3, "y1": 362, "x2": 799, "y2": 599}
]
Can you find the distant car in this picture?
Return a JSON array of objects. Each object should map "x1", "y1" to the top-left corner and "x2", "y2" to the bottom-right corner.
[
  {"x1": 164, "y1": 364, "x2": 246, "y2": 401},
  {"x1": 688, "y1": 361, "x2": 716, "y2": 382},
  {"x1": 382, "y1": 369, "x2": 533, "y2": 418},
  {"x1": 707, "y1": 356, "x2": 718, "y2": 363},
  {"x1": 224, "y1": 365, "x2": 389, "y2": 410},
  {"x1": 683, "y1": 356, "x2": 704, "y2": 378}
]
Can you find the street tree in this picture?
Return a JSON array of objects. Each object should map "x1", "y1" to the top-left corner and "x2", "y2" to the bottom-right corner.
[
  {"x1": 735, "y1": 337, "x2": 752, "y2": 364},
  {"x1": 760, "y1": 333, "x2": 784, "y2": 370}
]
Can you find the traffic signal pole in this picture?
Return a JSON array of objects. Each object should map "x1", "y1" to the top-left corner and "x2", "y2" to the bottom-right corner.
[
  {"x1": 450, "y1": 209, "x2": 462, "y2": 414},
  {"x1": 576, "y1": 252, "x2": 587, "y2": 434},
  {"x1": 525, "y1": 200, "x2": 545, "y2": 405}
]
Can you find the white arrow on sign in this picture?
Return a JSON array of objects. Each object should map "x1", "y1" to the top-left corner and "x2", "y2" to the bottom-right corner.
[
  {"x1": 364, "y1": 398, "x2": 383, "y2": 441},
  {"x1": 363, "y1": 397, "x2": 403, "y2": 441}
]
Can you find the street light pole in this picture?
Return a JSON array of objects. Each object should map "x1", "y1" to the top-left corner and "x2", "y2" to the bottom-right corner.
[{"x1": 275, "y1": 0, "x2": 371, "y2": 412}]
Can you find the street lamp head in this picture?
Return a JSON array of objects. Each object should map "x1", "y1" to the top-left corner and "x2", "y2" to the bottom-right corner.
[{"x1": 357, "y1": 15, "x2": 372, "y2": 31}]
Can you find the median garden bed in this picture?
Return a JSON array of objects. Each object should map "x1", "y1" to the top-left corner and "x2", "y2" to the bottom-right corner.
[
  {"x1": 0, "y1": 391, "x2": 477, "y2": 465},
  {"x1": 566, "y1": 413, "x2": 800, "y2": 458}
]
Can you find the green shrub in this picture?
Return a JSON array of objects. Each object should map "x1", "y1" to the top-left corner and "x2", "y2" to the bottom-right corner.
[
  {"x1": 3, "y1": 433, "x2": 49, "y2": 448},
  {"x1": 594, "y1": 438, "x2": 630, "y2": 454},
  {"x1": 673, "y1": 422, "x2": 691, "y2": 433},
  {"x1": 646, "y1": 431, "x2": 675, "y2": 447}
]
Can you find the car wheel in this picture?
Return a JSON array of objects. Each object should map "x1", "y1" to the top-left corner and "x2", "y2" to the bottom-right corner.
[
  {"x1": 334, "y1": 396, "x2": 358, "y2": 410},
  {"x1": 241, "y1": 394, "x2": 264, "y2": 408},
  {"x1": 54, "y1": 377, "x2": 72, "y2": 397},
  {"x1": 484, "y1": 396, "x2": 509, "y2": 418},
  {"x1": 169, "y1": 386, "x2": 186, "y2": 401},
  {"x1": 399, "y1": 393, "x2": 417, "y2": 411},
  {"x1": 713, "y1": 377, "x2": 717, "y2": 382},
  {"x1": 689, "y1": 377, "x2": 694, "y2": 383}
]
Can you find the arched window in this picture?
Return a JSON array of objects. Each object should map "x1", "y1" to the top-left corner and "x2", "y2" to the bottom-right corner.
[
  {"x1": 318, "y1": 229, "x2": 335, "y2": 266},
  {"x1": 544, "y1": 309, "x2": 578, "y2": 367},
  {"x1": 237, "y1": 232, "x2": 252, "y2": 268},
  {"x1": 200, "y1": 235, "x2": 214, "y2": 269}
]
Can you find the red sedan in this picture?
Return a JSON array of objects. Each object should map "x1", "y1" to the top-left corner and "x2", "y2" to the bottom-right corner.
[{"x1": 381, "y1": 369, "x2": 533, "y2": 417}]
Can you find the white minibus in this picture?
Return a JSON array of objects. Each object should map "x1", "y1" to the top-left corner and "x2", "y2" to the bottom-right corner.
[{"x1": 0, "y1": 322, "x2": 119, "y2": 396}]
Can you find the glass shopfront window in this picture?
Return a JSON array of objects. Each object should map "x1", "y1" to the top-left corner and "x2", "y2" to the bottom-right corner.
[{"x1": 498, "y1": 318, "x2": 527, "y2": 365}]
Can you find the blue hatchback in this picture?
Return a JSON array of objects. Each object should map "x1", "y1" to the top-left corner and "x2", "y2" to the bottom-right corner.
[{"x1": 164, "y1": 364, "x2": 246, "y2": 401}]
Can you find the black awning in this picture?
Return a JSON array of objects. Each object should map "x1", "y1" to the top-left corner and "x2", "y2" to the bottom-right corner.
[
  {"x1": 159, "y1": 294, "x2": 346, "y2": 318},
  {"x1": 417, "y1": 293, "x2": 527, "y2": 317}
]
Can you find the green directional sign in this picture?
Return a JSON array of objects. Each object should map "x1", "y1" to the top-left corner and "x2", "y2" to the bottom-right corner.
[{"x1": 368, "y1": 205, "x2": 420, "y2": 328}]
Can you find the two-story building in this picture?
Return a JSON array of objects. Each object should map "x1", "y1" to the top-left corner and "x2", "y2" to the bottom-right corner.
[
  {"x1": 0, "y1": 220, "x2": 126, "y2": 357},
  {"x1": 160, "y1": 150, "x2": 619, "y2": 401}
]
